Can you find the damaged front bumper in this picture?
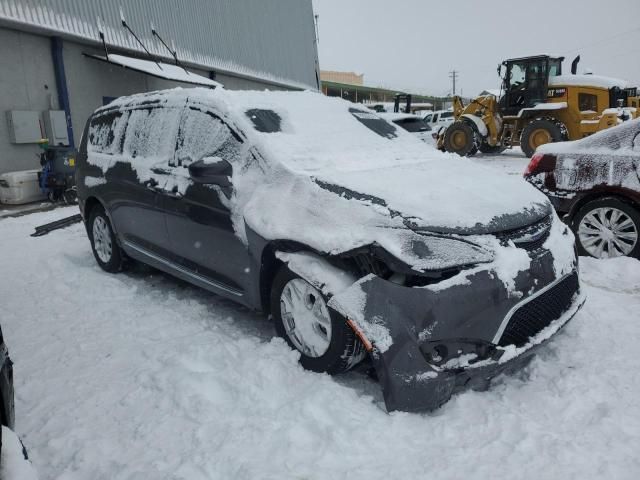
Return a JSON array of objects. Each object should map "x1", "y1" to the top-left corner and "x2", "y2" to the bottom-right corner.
[
  {"x1": 374, "y1": 289, "x2": 584, "y2": 412},
  {"x1": 328, "y1": 246, "x2": 584, "y2": 413}
]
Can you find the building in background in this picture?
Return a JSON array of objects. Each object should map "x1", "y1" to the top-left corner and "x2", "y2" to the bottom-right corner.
[
  {"x1": 0, "y1": 0, "x2": 320, "y2": 174},
  {"x1": 320, "y1": 70, "x2": 364, "y2": 86},
  {"x1": 320, "y1": 70, "x2": 446, "y2": 110}
]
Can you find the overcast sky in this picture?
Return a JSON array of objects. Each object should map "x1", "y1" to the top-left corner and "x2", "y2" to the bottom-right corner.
[{"x1": 312, "y1": 0, "x2": 640, "y2": 97}]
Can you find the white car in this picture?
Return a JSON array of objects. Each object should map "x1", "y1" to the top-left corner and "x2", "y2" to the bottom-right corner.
[
  {"x1": 422, "y1": 109, "x2": 455, "y2": 129},
  {"x1": 377, "y1": 112, "x2": 434, "y2": 145}
]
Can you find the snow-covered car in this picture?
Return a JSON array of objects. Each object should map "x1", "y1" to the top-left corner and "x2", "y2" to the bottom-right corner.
[
  {"x1": 377, "y1": 112, "x2": 433, "y2": 144},
  {"x1": 525, "y1": 119, "x2": 640, "y2": 259},
  {"x1": 0, "y1": 325, "x2": 36, "y2": 479},
  {"x1": 0, "y1": 324, "x2": 15, "y2": 446},
  {"x1": 76, "y1": 88, "x2": 584, "y2": 412}
]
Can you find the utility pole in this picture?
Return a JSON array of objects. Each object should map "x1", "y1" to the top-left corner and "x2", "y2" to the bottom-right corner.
[{"x1": 449, "y1": 70, "x2": 458, "y2": 96}]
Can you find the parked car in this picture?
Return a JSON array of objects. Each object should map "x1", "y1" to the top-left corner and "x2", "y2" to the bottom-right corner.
[
  {"x1": 0, "y1": 324, "x2": 15, "y2": 447},
  {"x1": 77, "y1": 88, "x2": 583, "y2": 412},
  {"x1": 377, "y1": 112, "x2": 433, "y2": 144},
  {"x1": 524, "y1": 119, "x2": 640, "y2": 259},
  {"x1": 421, "y1": 109, "x2": 455, "y2": 129}
]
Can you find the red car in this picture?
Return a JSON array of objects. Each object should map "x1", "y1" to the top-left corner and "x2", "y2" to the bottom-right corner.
[{"x1": 524, "y1": 119, "x2": 640, "y2": 259}]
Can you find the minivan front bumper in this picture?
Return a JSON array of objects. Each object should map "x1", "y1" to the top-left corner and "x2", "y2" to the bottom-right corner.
[
  {"x1": 374, "y1": 288, "x2": 584, "y2": 412},
  {"x1": 328, "y1": 242, "x2": 583, "y2": 412}
]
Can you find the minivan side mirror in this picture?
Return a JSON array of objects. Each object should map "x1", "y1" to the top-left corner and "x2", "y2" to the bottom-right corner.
[{"x1": 188, "y1": 157, "x2": 232, "y2": 186}]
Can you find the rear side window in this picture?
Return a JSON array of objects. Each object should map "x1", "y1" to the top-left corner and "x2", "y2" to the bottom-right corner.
[
  {"x1": 441, "y1": 111, "x2": 454, "y2": 119},
  {"x1": 175, "y1": 108, "x2": 243, "y2": 166},
  {"x1": 245, "y1": 109, "x2": 282, "y2": 133},
  {"x1": 88, "y1": 111, "x2": 128, "y2": 154},
  {"x1": 122, "y1": 107, "x2": 181, "y2": 162}
]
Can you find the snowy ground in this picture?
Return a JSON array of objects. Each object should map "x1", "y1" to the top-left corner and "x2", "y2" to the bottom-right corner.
[{"x1": 1, "y1": 150, "x2": 640, "y2": 479}]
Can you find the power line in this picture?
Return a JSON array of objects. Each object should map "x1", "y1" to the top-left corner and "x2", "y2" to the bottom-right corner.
[
  {"x1": 565, "y1": 26, "x2": 640, "y2": 54},
  {"x1": 449, "y1": 70, "x2": 458, "y2": 95}
]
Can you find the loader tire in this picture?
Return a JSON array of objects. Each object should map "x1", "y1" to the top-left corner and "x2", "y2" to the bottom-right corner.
[
  {"x1": 521, "y1": 120, "x2": 563, "y2": 157},
  {"x1": 443, "y1": 121, "x2": 478, "y2": 157}
]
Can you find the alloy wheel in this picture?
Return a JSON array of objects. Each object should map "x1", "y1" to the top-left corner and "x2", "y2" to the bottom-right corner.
[
  {"x1": 92, "y1": 216, "x2": 113, "y2": 263},
  {"x1": 578, "y1": 207, "x2": 638, "y2": 258}
]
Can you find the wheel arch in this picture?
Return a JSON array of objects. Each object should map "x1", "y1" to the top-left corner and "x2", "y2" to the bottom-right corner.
[
  {"x1": 258, "y1": 240, "x2": 325, "y2": 313},
  {"x1": 567, "y1": 189, "x2": 640, "y2": 224},
  {"x1": 460, "y1": 114, "x2": 488, "y2": 138},
  {"x1": 83, "y1": 196, "x2": 122, "y2": 241}
]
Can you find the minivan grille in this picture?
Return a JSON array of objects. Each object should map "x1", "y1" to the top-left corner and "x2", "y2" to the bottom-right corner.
[{"x1": 498, "y1": 272, "x2": 579, "y2": 348}]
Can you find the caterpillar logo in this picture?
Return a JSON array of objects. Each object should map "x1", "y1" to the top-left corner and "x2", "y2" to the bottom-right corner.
[{"x1": 547, "y1": 88, "x2": 567, "y2": 98}]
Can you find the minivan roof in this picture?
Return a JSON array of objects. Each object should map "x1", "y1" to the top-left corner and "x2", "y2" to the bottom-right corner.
[{"x1": 96, "y1": 87, "x2": 432, "y2": 173}]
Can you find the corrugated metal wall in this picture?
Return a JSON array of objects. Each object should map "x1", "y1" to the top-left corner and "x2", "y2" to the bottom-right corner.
[{"x1": 0, "y1": 0, "x2": 319, "y2": 89}]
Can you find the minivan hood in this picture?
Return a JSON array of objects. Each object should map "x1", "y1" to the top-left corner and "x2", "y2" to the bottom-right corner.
[{"x1": 313, "y1": 160, "x2": 552, "y2": 235}]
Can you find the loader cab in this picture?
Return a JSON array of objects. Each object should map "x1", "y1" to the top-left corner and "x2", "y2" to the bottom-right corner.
[{"x1": 500, "y1": 55, "x2": 564, "y2": 116}]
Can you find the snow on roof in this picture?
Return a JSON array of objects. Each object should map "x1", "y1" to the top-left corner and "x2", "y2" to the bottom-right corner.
[
  {"x1": 549, "y1": 74, "x2": 634, "y2": 90},
  {"x1": 87, "y1": 54, "x2": 222, "y2": 88}
]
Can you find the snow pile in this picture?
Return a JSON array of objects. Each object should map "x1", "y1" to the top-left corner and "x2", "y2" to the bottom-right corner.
[
  {"x1": 2, "y1": 209, "x2": 640, "y2": 479},
  {"x1": 0, "y1": 208, "x2": 640, "y2": 480}
]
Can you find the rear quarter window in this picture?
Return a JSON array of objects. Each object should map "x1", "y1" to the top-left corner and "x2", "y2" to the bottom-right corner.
[{"x1": 88, "y1": 111, "x2": 129, "y2": 154}]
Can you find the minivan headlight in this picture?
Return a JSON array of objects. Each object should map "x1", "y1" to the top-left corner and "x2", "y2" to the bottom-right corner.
[{"x1": 343, "y1": 231, "x2": 493, "y2": 285}]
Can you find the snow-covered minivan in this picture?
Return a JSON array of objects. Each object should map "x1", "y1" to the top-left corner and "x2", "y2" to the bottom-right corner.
[{"x1": 76, "y1": 88, "x2": 584, "y2": 412}]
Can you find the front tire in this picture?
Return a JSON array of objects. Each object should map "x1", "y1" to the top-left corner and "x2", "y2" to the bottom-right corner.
[
  {"x1": 520, "y1": 119, "x2": 563, "y2": 157},
  {"x1": 88, "y1": 205, "x2": 126, "y2": 272},
  {"x1": 443, "y1": 121, "x2": 478, "y2": 156},
  {"x1": 572, "y1": 197, "x2": 640, "y2": 259},
  {"x1": 271, "y1": 265, "x2": 365, "y2": 374}
]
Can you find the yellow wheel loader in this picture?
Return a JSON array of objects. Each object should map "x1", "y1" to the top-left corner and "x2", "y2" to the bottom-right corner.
[{"x1": 439, "y1": 55, "x2": 639, "y2": 157}]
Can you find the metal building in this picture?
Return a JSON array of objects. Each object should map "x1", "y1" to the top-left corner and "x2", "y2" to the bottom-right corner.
[{"x1": 0, "y1": 0, "x2": 320, "y2": 174}]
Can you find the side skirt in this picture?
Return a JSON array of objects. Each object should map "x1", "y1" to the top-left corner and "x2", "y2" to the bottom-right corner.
[{"x1": 122, "y1": 240, "x2": 245, "y2": 301}]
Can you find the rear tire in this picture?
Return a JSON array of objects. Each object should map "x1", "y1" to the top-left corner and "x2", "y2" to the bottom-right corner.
[
  {"x1": 88, "y1": 205, "x2": 126, "y2": 272},
  {"x1": 443, "y1": 121, "x2": 478, "y2": 157},
  {"x1": 521, "y1": 119, "x2": 563, "y2": 157},
  {"x1": 271, "y1": 265, "x2": 365, "y2": 374},
  {"x1": 571, "y1": 197, "x2": 640, "y2": 259}
]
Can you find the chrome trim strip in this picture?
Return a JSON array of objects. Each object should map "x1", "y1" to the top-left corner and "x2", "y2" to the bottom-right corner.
[
  {"x1": 123, "y1": 240, "x2": 243, "y2": 297},
  {"x1": 492, "y1": 272, "x2": 576, "y2": 345}
]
